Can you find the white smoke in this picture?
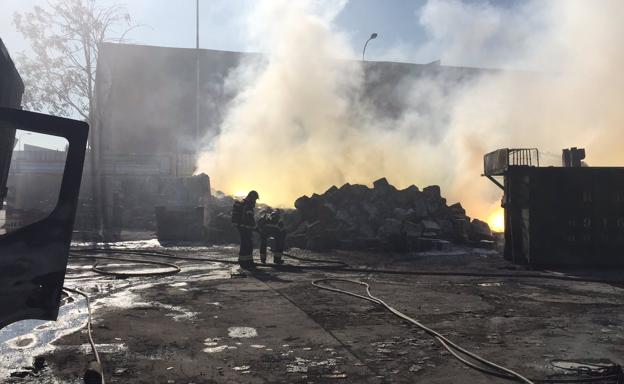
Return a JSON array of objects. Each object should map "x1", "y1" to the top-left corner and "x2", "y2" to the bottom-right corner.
[
  {"x1": 414, "y1": 0, "x2": 547, "y2": 68},
  {"x1": 443, "y1": 0, "x2": 624, "y2": 218},
  {"x1": 197, "y1": 0, "x2": 624, "y2": 224}
]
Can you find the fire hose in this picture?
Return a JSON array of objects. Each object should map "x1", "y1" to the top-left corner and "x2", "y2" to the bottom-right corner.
[
  {"x1": 312, "y1": 278, "x2": 623, "y2": 384},
  {"x1": 62, "y1": 287, "x2": 105, "y2": 384},
  {"x1": 69, "y1": 248, "x2": 624, "y2": 284},
  {"x1": 64, "y1": 247, "x2": 624, "y2": 384},
  {"x1": 69, "y1": 248, "x2": 348, "y2": 271},
  {"x1": 64, "y1": 249, "x2": 184, "y2": 384},
  {"x1": 67, "y1": 254, "x2": 180, "y2": 278}
]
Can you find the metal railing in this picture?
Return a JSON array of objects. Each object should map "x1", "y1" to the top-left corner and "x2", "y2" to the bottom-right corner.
[
  {"x1": 484, "y1": 148, "x2": 540, "y2": 177},
  {"x1": 508, "y1": 148, "x2": 539, "y2": 167}
]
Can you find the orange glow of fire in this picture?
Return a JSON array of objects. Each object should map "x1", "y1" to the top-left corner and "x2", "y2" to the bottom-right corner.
[{"x1": 487, "y1": 208, "x2": 505, "y2": 233}]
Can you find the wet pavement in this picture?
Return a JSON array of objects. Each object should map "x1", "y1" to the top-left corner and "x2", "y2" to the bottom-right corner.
[{"x1": 1, "y1": 242, "x2": 624, "y2": 383}]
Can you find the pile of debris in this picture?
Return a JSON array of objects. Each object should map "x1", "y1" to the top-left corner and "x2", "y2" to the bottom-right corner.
[
  {"x1": 178, "y1": 177, "x2": 493, "y2": 252},
  {"x1": 204, "y1": 191, "x2": 240, "y2": 244},
  {"x1": 283, "y1": 178, "x2": 493, "y2": 251}
]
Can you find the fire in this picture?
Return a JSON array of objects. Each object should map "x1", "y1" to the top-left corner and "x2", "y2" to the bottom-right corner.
[
  {"x1": 233, "y1": 190, "x2": 248, "y2": 199},
  {"x1": 487, "y1": 208, "x2": 505, "y2": 233}
]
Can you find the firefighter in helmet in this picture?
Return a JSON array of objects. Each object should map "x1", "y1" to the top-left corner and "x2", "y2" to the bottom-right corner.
[
  {"x1": 257, "y1": 208, "x2": 286, "y2": 264},
  {"x1": 234, "y1": 190, "x2": 259, "y2": 269}
]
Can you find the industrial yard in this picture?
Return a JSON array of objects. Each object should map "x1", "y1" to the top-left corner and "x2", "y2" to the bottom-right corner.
[
  {"x1": 3, "y1": 1, "x2": 624, "y2": 383},
  {"x1": 2, "y1": 243, "x2": 623, "y2": 383}
]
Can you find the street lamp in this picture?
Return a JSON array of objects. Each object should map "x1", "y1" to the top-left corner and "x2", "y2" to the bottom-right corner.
[{"x1": 362, "y1": 32, "x2": 378, "y2": 61}]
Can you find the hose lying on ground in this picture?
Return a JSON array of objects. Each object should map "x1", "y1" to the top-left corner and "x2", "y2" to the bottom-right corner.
[
  {"x1": 312, "y1": 278, "x2": 623, "y2": 384},
  {"x1": 68, "y1": 253, "x2": 180, "y2": 278},
  {"x1": 62, "y1": 287, "x2": 105, "y2": 384},
  {"x1": 70, "y1": 247, "x2": 624, "y2": 285},
  {"x1": 285, "y1": 251, "x2": 624, "y2": 285},
  {"x1": 72, "y1": 247, "x2": 348, "y2": 266},
  {"x1": 68, "y1": 248, "x2": 347, "y2": 278},
  {"x1": 71, "y1": 248, "x2": 237, "y2": 265}
]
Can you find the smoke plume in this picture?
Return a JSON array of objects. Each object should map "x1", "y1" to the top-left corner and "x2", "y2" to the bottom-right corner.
[{"x1": 196, "y1": 0, "x2": 624, "y2": 225}]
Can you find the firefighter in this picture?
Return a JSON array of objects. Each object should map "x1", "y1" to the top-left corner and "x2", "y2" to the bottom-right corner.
[
  {"x1": 257, "y1": 208, "x2": 286, "y2": 264},
  {"x1": 233, "y1": 190, "x2": 259, "y2": 269}
]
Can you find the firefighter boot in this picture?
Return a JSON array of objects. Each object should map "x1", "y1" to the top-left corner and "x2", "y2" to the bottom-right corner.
[{"x1": 239, "y1": 260, "x2": 256, "y2": 270}]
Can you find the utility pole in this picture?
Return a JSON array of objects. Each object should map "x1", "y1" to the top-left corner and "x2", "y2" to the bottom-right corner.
[{"x1": 195, "y1": 0, "x2": 200, "y2": 155}]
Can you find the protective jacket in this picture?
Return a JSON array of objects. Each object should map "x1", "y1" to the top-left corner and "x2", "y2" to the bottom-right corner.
[
  {"x1": 257, "y1": 209, "x2": 286, "y2": 262},
  {"x1": 239, "y1": 198, "x2": 256, "y2": 228}
]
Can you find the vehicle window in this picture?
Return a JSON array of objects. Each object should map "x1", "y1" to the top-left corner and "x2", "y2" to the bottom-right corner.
[{"x1": 0, "y1": 128, "x2": 67, "y2": 235}]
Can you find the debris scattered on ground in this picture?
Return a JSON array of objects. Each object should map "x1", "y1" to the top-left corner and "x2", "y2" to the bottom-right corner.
[{"x1": 227, "y1": 327, "x2": 258, "y2": 339}]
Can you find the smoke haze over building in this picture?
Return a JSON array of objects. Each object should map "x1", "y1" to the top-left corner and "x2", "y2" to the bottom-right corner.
[{"x1": 195, "y1": 0, "x2": 624, "y2": 225}]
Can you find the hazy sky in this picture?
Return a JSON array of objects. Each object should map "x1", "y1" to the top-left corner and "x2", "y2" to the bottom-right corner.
[
  {"x1": 0, "y1": 0, "x2": 529, "y2": 151},
  {"x1": 1, "y1": 0, "x2": 523, "y2": 66}
]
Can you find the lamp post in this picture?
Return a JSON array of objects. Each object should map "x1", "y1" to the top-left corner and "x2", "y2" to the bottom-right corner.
[{"x1": 362, "y1": 32, "x2": 378, "y2": 61}]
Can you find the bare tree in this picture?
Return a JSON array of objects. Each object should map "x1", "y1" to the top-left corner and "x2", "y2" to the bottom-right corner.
[
  {"x1": 14, "y1": 0, "x2": 139, "y2": 240},
  {"x1": 13, "y1": 0, "x2": 137, "y2": 126}
]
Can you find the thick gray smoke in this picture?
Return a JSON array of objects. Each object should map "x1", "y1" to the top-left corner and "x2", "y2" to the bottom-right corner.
[{"x1": 196, "y1": 0, "x2": 624, "y2": 227}]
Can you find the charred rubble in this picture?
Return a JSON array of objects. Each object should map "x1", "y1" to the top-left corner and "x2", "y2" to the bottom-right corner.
[
  {"x1": 284, "y1": 178, "x2": 493, "y2": 251},
  {"x1": 202, "y1": 178, "x2": 493, "y2": 252}
]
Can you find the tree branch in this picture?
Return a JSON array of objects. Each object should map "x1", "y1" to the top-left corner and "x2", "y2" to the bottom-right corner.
[{"x1": 13, "y1": 0, "x2": 137, "y2": 121}]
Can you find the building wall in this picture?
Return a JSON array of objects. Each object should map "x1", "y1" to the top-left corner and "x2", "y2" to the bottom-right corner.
[
  {"x1": 6, "y1": 146, "x2": 209, "y2": 235},
  {"x1": 95, "y1": 43, "x2": 250, "y2": 157},
  {"x1": 94, "y1": 43, "x2": 493, "y2": 160}
]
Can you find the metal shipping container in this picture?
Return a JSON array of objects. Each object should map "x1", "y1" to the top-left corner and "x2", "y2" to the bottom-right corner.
[{"x1": 484, "y1": 148, "x2": 624, "y2": 267}]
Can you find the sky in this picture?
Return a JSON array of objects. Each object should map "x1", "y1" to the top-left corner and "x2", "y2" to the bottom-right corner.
[
  {"x1": 1, "y1": 0, "x2": 523, "y2": 66},
  {"x1": 0, "y1": 0, "x2": 533, "y2": 149},
  {"x1": 0, "y1": 0, "x2": 493, "y2": 151}
]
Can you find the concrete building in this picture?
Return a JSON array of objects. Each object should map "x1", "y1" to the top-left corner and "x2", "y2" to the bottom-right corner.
[{"x1": 93, "y1": 43, "x2": 493, "y2": 169}]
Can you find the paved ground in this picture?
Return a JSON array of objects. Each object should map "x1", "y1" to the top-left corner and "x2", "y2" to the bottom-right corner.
[{"x1": 1, "y1": 242, "x2": 624, "y2": 383}]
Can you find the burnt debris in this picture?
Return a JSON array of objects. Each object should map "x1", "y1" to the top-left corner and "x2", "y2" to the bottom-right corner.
[
  {"x1": 170, "y1": 178, "x2": 492, "y2": 251},
  {"x1": 284, "y1": 178, "x2": 492, "y2": 251}
]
